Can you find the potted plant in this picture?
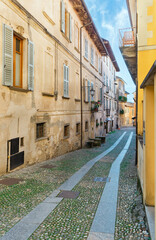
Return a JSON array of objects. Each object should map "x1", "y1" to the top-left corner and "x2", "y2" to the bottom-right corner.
[
  {"x1": 100, "y1": 121, "x2": 103, "y2": 126},
  {"x1": 96, "y1": 122, "x2": 99, "y2": 127}
]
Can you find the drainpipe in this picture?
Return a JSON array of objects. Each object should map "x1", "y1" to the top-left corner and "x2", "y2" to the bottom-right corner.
[{"x1": 80, "y1": 22, "x2": 92, "y2": 149}]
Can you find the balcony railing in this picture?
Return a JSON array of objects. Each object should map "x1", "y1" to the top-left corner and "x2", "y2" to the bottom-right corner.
[
  {"x1": 119, "y1": 27, "x2": 136, "y2": 47},
  {"x1": 106, "y1": 109, "x2": 110, "y2": 116}
]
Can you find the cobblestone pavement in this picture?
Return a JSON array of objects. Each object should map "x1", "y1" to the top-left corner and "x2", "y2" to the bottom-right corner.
[
  {"x1": 0, "y1": 128, "x2": 148, "y2": 240},
  {"x1": 0, "y1": 129, "x2": 124, "y2": 237},
  {"x1": 115, "y1": 131, "x2": 151, "y2": 240}
]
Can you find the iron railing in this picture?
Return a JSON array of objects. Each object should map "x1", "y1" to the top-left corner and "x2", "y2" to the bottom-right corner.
[{"x1": 119, "y1": 27, "x2": 136, "y2": 47}]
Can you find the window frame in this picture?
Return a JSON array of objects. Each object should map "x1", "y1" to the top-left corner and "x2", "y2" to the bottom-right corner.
[
  {"x1": 64, "y1": 124, "x2": 70, "y2": 139},
  {"x1": 13, "y1": 34, "x2": 23, "y2": 88},
  {"x1": 36, "y1": 122, "x2": 46, "y2": 140},
  {"x1": 76, "y1": 122, "x2": 80, "y2": 135}
]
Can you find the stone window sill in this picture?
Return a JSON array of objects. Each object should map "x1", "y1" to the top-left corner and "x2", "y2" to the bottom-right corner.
[
  {"x1": 9, "y1": 86, "x2": 30, "y2": 93},
  {"x1": 42, "y1": 92, "x2": 54, "y2": 97},
  {"x1": 62, "y1": 96, "x2": 70, "y2": 99},
  {"x1": 75, "y1": 99, "x2": 81, "y2": 102}
]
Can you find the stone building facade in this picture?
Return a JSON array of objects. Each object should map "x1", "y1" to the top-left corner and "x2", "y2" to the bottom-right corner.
[{"x1": 0, "y1": 0, "x2": 119, "y2": 174}]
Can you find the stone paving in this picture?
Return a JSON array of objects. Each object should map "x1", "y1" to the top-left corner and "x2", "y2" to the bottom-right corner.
[
  {"x1": 115, "y1": 131, "x2": 151, "y2": 240},
  {"x1": 0, "y1": 128, "x2": 150, "y2": 240},
  {"x1": 0, "y1": 129, "x2": 124, "y2": 237}
]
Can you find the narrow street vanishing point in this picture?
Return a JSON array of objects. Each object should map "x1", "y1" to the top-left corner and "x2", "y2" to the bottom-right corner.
[{"x1": 0, "y1": 128, "x2": 150, "y2": 240}]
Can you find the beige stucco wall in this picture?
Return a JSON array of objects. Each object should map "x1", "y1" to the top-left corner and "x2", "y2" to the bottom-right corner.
[{"x1": 0, "y1": 0, "x2": 117, "y2": 175}]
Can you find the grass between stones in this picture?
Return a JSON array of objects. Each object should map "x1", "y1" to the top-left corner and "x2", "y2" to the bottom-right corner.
[{"x1": 0, "y1": 130, "x2": 124, "y2": 237}]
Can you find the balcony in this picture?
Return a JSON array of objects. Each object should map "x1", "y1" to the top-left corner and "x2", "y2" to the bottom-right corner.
[
  {"x1": 119, "y1": 27, "x2": 137, "y2": 83},
  {"x1": 106, "y1": 109, "x2": 110, "y2": 116}
]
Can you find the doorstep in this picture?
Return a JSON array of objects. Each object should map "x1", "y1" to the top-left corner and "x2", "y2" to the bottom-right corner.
[{"x1": 145, "y1": 206, "x2": 155, "y2": 240}]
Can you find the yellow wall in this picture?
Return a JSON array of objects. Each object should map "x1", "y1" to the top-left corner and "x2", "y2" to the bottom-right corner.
[{"x1": 143, "y1": 86, "x2": 155, "y2": 206}]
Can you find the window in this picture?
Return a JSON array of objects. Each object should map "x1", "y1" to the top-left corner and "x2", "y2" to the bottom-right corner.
[
  {"x1": 75, "y1": 72, "x2": 80, "y2": 99},
  {"x1": 95, "y1": 52, "x2": 98, "y2": 69},
  {"x1": 91, "y1": 47, "x2": 94, "y2": 66},
  {"x1": 36, "y1": 123, "x2": 46, "y2": 139},
  {"x1": 64, "y1": 124, "x2": 70, "y2": 138},
  {"x1": 106, "y1": 98, "x2": 108, "y2": 109},
  {"x1": 100, "y1": 87, "x2": 102, "y2": 104},
  {"x1": 75, "y1": 23, "x2": 79, "y2": 50},
  {"x1": 85, "y1": 39, "x2": 88, "y2": 59},
  {"x1": 103, "y1": 72, "x2": 106, "y2": 85},
  {"x1": 91, "y1": 82, "x2": 94, "y2": 101},
  {"x1": 98, "y1": 57, "x2": 102, "y2": 74},
  {"x1": 3, "y1": 24, "x2": 34, "y2": 90},
  {"x1": 88, "y1": 80, "x2": 90, "y2": 103},
  {"x1": 106, "y1": 76, "x2": 108, "y2": 87},
  {"x1": 20, "y1": 137, "x2": 24, "y2": 147},
  {"x1": 61, "y1": 0, "x2": 72, "y2": 41},
  {"x1": 109, "y1": 79, "x2": 111, "y2": 90},
  {"x1": 132, "y1": 109, "x2": 134, "y2": 116},
  {"x1": 63, "y1": 64, "x2": 69, "y2": 97},
  {"x1": 85, "y1": 121, "x2": 88, "y2": 131},
  {"x1": 104, "y1": 97, "x2": 105, "y2": 110},
  {"x1": 96, "y1": 119, "x2": 99, "y2": 128},
  {"x1": 43, "y1": 52, "x2": 54, "y2": 94},
  {"x1": 84, "y1": 79, "x2": 88, "y2": 102},
  {"x1": 76, "y1": 123, "x2": 80, "y2": 135},
  {"x1": 13, "y1": 35, "x2": 23, "y2": 88}
]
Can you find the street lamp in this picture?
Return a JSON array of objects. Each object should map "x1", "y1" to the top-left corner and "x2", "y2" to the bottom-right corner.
[{"x1": 80, "y1": 21, "x2": 92, "y2": 149}]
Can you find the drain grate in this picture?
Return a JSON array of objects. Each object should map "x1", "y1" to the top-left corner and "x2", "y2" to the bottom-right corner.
[
  {"x1": 0, "y1": 178, "x2": 24, "y2": 186},
  {"x1": 57, "y1": 190, "x2": 80, "y2": 199},
  {"x1": 40, "y1": 164, "x2": 56, "y2": 169},
  {"x1": 94, "y1": 177, "x2": 111, "y2": 182}
]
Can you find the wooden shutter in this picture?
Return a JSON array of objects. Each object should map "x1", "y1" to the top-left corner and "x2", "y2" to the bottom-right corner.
[
  {"x1": 28, "y1": 40, "x2": 34, "y2": 91},
  {"x1": 61, "y1": 0, "x2": 65, "y2": 33},
  {"x1": 88, "y1": 80, "x2": 90, "y2": 103},
  {"x1": 3, "y1": 24, "x2": 13, "y2": 86},
  {"x1": 69, "y1": 14, "x2": 72, "y2": 42}
]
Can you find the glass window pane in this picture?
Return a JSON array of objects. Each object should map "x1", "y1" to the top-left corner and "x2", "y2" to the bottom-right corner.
[
  {"x1": 15, "y1": 53, "x2": 20, "y2": 86},
  {"x1": 16, "y1": 39, "x2": 20, "y2": 52}
]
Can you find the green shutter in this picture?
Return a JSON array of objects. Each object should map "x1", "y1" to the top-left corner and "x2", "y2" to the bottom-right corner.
[
  {"x1": 3, "y1": 24, "x2": 13, "y2": 86},
  {"x1": 61, "y1": 0, "x2": 65, "y2": 33},
  {"x1": 28, "y1": 40, "x2": 34, "y2": 91}
]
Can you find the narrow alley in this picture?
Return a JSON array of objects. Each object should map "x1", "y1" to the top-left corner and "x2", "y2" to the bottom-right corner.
[{"x1": 0, "y1": 128, "x2": 150, "y2": 240}]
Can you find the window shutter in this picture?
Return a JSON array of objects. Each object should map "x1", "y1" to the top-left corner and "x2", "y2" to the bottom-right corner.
[
  {"x1": 61, "y1": 0, "x2": 65, "y2": 33},
  {"x1": 64, "y1": 64, "x2": 66, "y2": 96},
  {"x1": 28, "y1": 40, "x2": 34, "y2": 91},
  {"x1": 3, "y1": 24, "x2": 13, "y2": 86},
  {"x1": 66, "y1": 66, "x2": 69, "y2": 96},
  {"x1": 100, "y1": 88, "x2": 102, "y2": 104},
  {"x1": 88, "y1": 80, "x2": 90, "y2": 103},
  {"x1": 91, "y1": 82, "x2": 94, "y2": 101},
  {"x1": 69, "y1": 14, "x2": 72, "y2": 42},
  {"x1": 64, "y1": 65, "x2": 69, "y2": 97}
]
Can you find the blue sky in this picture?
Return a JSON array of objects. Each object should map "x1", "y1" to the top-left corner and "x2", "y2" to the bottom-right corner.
[{"x1": 84, "y1": 0, "x2": 136, "y2": 102}]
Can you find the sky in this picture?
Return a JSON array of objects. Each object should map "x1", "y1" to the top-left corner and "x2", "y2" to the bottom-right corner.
[{"x1": 84, "y1": 0, "x2": 136, "y2": 102}]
